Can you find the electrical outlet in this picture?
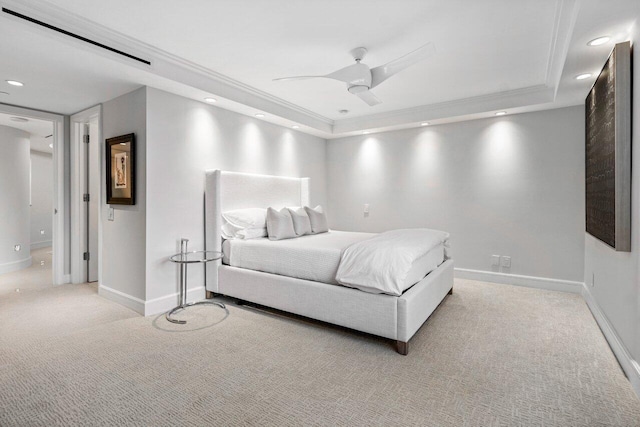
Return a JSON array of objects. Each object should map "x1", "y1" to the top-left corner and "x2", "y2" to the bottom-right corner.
[
  {"x1": 501, "y1": 256, "x2": 511, "y2": 268},
  {"x1": 108, "y1": 207, "x2": 115, "y2": 221},
  {"x1": 363, "y1": 204, "x2": 370, "y2": 213},
  {"x1": 40, "y1": 229, "x2": 45, "y2": 235},
  {"x1": 491, "y1": 255, "x2": 501, "y2": 266},
  {"x1": 14, "y1": 244, "x2": 21, "y2": 252}
]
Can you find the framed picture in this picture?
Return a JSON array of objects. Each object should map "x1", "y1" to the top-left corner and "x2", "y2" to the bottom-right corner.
[
  {"x1": 585, "y1": 41, "x2": 631, "y2": 251},
  {"x1": 106, "y1": 133, "x2": 135, "y2": 205}
]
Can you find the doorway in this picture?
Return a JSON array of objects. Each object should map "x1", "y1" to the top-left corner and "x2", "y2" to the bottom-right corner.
[
  {"x1": 71, "y1": 106, "x2": 101, "y2": 284},
  {"x1": 0, "y1": 104, "x2": 66, "y2": 288}
]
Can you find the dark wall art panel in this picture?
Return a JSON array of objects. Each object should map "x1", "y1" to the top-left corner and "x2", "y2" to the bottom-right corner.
[{"x1": 585, "y1": 41, "x2": 631, "y2": 251}]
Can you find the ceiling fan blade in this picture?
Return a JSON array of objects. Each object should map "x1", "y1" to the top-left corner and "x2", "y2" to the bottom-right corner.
[
  {"x1": 325, "y1": 63, "x2": 370, "y2": 85},
  {"x1": 370, "y1": 42, "x2": 436, "y2": 89},
  {"x1": 273, "y1": 75, "x2": 325, "y2": 81},
  {"x1": 356, "y1": 90, "x2": 382, "y2": 106}
]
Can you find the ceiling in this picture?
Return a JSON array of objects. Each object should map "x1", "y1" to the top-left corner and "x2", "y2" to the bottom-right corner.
[
  {"x1": 0, "y1": 0, "x2": 637, "y2": 138},
  {"x1": 0, "y1": 112, "x2": 53, "y2": 153}
]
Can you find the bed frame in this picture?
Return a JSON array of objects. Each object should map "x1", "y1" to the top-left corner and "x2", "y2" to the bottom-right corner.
[{"x1": 204, "y1": 170, "x2": 453, "y2": 355}]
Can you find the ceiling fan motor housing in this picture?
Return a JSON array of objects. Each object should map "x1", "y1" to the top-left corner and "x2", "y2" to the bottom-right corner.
[{"x1": 345, "y1": 62, "x2": 372, "y2": 93}]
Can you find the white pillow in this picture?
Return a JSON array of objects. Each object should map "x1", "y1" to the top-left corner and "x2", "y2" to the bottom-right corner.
[
  {"x1": 222, "y1": 208, "x2": 267, "y2": 229},
  {"x1": 288, "y1": 207, "x2": 311, "y2": 236},
  {"x1": 304, "y1": 205, "x2": 329, "y2": 234},
  {"x1": 237, "y1": 228, "x2": 267, "y2": 240},
  {"x1": 266, "y1": 207, "x2": 297, "y2": 240},
  {"x1": 221, "y1": 219, "x2": 242, "y2": 239}
]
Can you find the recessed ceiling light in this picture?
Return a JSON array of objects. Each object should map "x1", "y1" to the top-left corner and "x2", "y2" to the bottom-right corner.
[
  {"x1": 588, "y1": 36, "x2": 610, "y2": 46},
  {"x1": 9, "y1": 116, "x2": 28, "y2": 122},
  {"x1": 495, "y1": 111, "x2": 507, "y2": 116},
  {"x1": 204, "y1": 97, "x2": 216, "y2": 103},
  {"x1": 339, "y1": 109, "x2": 349, "y2": 115},
  {"x1": 292, "y1": 125, "x2": 299, "y2": 129},
  {"x1": 575, "y1": 73, "x2": 592, "y2": 80},
  {"x1": 421, "y1": 122, "x2": 430, "y2": 126},
  {"x1": 6, "y1": 80, "x2": 23, "y2": 87},
  {"x1": 255, "y1": 113, "x2": 265, "y2": 118},
  {"x1": 49, "y1": 143, "x2": 53, "y2": 148}
]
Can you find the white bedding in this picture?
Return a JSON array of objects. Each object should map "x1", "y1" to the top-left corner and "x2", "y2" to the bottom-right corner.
[
  {"x1": 222, "y1": 229, "x2": 447, "y2": 292},
  {"x1": 222, "y1": 231, "x2": 374, "y2": 284},
  {"x1": 336, "y1": 228, "x2": 450, "y2": 296}
]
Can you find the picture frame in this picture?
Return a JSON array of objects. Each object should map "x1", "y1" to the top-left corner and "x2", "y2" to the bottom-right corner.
[
  {"x1": 585, "y1": 41, "x2": 631, "y2": 251},
  {"x1": 106, "y1": 133, "x2": 135, "y2": 205}
]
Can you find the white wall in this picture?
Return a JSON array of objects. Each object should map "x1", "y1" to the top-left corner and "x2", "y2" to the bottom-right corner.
[
  {"x1": 30, "y1": 150, "x2": 53, "y2": 249},
  {"x1": 327, "y1": 106, "x2": 585, "y2": 283},
  {"x1": 145, "y1": 87, "x2": 327, "y2": 304},
  {"x1": 0, "y1": 125, "x2": 31, "y2": 273},
  {"x1": 101, "y1": 87, "x2": 147, "y2": 301},
  {"x1": 584, "y1": 29, "x2": 640, "y2": 366}
]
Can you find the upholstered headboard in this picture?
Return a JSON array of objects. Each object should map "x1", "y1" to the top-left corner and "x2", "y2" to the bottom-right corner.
[{"x1": 204, "y1": 170, "x2": 310, "y2": 292}]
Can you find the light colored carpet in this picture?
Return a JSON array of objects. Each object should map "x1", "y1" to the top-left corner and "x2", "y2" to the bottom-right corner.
[
  {"x1": 1, "y1": 279, "x2": 639, "y2": 426},
  {"x1": 0, "y1": 246, "x2": 53, "y2": 295}
]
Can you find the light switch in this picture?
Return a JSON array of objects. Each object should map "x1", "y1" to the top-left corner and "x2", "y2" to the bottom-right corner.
[
  {"x1": 491, "y1": 255, "x2": 500, "y2": 266},
  {"x1": 501, "y1": 256, "x2": 511, "y2": 268},
  {"x1": 363, "y1": 204, "x2": 370, "y2": 213},
  {"x1": 108, "y1": 207, "x2": 115, "y2": 221}
]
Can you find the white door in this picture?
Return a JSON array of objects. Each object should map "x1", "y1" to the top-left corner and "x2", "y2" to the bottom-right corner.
[
  {"x1": 87, "y1": 120, "x2": 99, "y2": 282},
  {"x1": 70, "y1": 106, "x2": 101, "y2": 285}
]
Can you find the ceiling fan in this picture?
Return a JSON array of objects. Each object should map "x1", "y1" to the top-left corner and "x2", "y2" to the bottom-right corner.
[{"x1": 273, "y1": 42, "x2": 436, "y2": 106}]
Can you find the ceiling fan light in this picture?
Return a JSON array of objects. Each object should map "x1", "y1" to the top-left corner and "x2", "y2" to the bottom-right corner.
[{"x1": 348, "y1": 85, "x2": 369, "y2": 94}]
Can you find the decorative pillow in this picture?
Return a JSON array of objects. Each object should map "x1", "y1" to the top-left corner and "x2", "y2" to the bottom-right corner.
[
  {"x1": 288, "y1": 207, "x2": 311, "y2": 236},
  {"x1": 222, "y1": 208, "x2": 267, "y2": 229},
  {"x1": 266, "y1": 207, "x2": 297, "y2": 240},
  {"x1": 304, "y1": 205, "x2": 329, "y2": 234}
]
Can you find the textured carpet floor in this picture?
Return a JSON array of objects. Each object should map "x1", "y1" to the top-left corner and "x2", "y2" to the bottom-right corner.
[
  {"x1": 0, "y1": 247, "x2": 53, "y2": 295},
  {"x1": 1, "y1": 279, "x2": 639, "y2": 426}
]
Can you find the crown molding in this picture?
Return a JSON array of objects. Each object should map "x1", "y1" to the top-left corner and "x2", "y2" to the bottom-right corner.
[
  {"x1": 545, "y1": 0, "x2": 580, "y2": 97},
  {"x1": 332, "y1": 84, "x2": 555, "y2": 134}
]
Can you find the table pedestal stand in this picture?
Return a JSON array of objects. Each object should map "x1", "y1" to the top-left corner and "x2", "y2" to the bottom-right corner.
[{"x1": 166, "y1": 238, "x2": 225, "y2": 324}]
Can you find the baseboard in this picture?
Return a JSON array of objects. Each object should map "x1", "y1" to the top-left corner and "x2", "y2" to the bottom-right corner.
[
  {"x1": 98, "y1": 285, "x2": 207, "y2": 317},
  {"x1": 30, "y1": 240, "x2": 52, "y2": 250},
  {"x1": 0, "y1": 256, "x2": 32, "y2": 274},
  {"x1": 144, "y1": 287, "x2": 206, "y2": 316},
  {"x1": 581, "y1": 284, "x2": 640, "y2": 398},
  {"x1": 98, "y1": 285, "x2": 145, "y2": 315},
  {"x1": 454, "y1": 268, "x2": 583, "y2": 294}
]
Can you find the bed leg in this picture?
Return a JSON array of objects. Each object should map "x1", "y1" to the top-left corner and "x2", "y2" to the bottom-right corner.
[
  {"x1": 448, "y1": 286, "x2": 453, "y2": 295},
  {"x1": 396, "y1": 341, "x2": 409, "y2": 356},
  {"x1": 206, "y1": 291, "x2": 214, "y2": 299}
]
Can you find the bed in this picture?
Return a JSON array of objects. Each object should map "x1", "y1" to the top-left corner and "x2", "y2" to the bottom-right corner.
[{"x1": 205, "y1": 170, "x2": 453, "y2": 354}]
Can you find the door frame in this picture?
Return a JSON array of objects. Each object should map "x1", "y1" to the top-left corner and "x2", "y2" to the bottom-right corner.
[
  {"x1": 0, "y1": 103, "x2": 67, "y2": 285},
  {"x1": 70, "y1": 105, "x2": 102, "y2": 284}
]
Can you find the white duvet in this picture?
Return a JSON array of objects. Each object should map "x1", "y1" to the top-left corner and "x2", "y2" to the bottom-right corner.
[{"x1": 336, "y1": 228, "x2": 450, "y2": 296}]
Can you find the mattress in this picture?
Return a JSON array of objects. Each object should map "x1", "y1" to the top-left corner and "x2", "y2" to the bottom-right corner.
[{"x1": 222, "y1": 230, "x2": 446, "y2": 291}]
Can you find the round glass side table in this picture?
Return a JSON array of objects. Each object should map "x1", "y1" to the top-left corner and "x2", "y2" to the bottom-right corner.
[{"x1": 166, "y1": 238, "x2": 225, "y2": 324}]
